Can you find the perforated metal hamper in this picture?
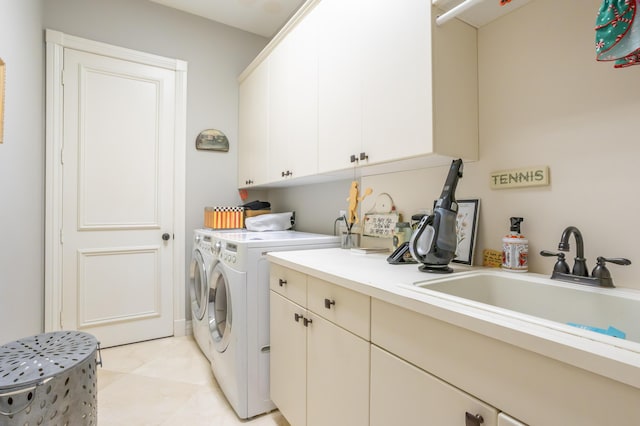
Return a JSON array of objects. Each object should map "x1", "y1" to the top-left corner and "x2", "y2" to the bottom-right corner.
[{"x1": 0, "y1": 331, "x2": 101, "y2": 426}]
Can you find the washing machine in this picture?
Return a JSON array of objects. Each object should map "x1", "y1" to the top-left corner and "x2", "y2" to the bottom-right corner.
[
  {"x1": 189, "y1": 229, "x2": 218, "y2": 359},
  {"x1": 206, "y1": 230, "x2": 340, "y2": 419}
]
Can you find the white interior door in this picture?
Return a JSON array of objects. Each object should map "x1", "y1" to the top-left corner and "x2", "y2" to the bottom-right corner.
[{"x1": 61, "y1": 48, "x2": 176, "y2": 347}]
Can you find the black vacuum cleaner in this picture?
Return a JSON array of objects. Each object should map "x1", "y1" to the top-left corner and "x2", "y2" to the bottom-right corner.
[{"x1": 408, "y1": 159, "x2": 464, "y2": 273}]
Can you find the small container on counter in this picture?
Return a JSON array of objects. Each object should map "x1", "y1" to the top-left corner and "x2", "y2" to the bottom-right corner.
[{"x1": 502, "y1": 217, "x2": 528, "y2": 272}]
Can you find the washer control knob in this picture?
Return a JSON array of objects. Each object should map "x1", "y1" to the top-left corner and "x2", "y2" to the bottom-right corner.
[{"x1": 213, "y1": 241, "x2": 222, "y2": 255}]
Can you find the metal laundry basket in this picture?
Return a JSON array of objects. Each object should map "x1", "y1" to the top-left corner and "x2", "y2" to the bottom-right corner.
[{"x1": 0, "y1": 331, "x2": 102, "y2": 426}]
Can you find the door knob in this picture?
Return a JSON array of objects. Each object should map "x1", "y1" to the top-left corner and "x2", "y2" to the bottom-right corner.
[{"x1": 162, "y1": 233, "x2": 171, "y2": 241}]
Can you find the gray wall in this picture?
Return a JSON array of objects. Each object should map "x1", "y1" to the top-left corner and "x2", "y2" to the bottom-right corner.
[
  {"x1": 0, "y1": 0, "x2": 268, "y2": 344},
  {"x1": 0, "y1": 0, "x2": 45, "y2": 343}
]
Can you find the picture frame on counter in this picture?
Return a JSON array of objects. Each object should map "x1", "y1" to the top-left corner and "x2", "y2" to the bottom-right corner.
[{"x1": 451, "y1": 199, "x2": 480, "y2": 265}]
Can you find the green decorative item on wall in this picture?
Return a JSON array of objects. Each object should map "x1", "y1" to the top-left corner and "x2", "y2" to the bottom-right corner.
[
  {"x1": 595, "y1": 0, "x2": 640, "y2": 68},
  {"x1": 196, "y1": 129, "x2": 229, "y2": 151}
]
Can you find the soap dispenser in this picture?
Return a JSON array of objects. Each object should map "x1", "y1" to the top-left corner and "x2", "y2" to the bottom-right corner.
[{"x1": 502, "y1": 217, "x2": 528, "y2": 272}]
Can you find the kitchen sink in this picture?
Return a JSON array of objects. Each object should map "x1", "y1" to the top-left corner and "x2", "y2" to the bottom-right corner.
[{"x1": 408, "y1": 270, "x2": 640, "y2": 344}]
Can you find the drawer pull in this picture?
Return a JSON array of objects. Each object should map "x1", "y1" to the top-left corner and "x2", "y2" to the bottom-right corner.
[
  {"x1": 303, "y1": 317, "x2": 313, "y2": 327},
  {"x1": 278, "y1": 278, "x2": 287, "y2": 287},
  {"x1": 294, "y1": 313, "x2": 303, "y2": 322},
  {"x1": 465, "y1": 412, "x2": 484, "y2": 426},
  {"x1": 324, "y1": 298, "x2": 336, "y2": 309}
]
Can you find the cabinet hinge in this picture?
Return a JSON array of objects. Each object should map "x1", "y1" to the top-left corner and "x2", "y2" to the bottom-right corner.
[
  {"x1": 61, "y1": 69, "x2": 65, "y2": 86},
  {"x1": 59, "y1": 228, "x2": 64, "y2": 244},
  {"x1": 59, "y1": 311, "x2": 64, "y2": 328}
]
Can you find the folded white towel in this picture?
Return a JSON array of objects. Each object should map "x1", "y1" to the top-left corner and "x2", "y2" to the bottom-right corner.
[{"x1": 245, "y1": 212, "x2": 293, "y2": 231}]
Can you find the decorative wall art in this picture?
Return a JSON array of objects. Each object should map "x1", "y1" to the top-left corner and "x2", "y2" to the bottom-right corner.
[
  {"x1": 0, "y1": 58, "x2": 5, "y2": 144},
  {"x1": 452, "y1": 199, "x2": 480, "y2": 265},
  {"x1": 196, "y1": 129, "x2": 229, "y2": 151}
]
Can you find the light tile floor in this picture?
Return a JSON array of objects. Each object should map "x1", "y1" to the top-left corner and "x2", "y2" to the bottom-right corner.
[{"x1": 98, "y1": 335, "x2": 290, "y2": 426}]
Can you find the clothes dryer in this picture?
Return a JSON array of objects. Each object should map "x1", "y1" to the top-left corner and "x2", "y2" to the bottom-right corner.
[{"x1": 206, "y1": 231, "x2": 340, "y2": 419}]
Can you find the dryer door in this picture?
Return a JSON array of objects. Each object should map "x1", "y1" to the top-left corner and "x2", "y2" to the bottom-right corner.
[
  {"x1": 208, "y1": 263, "x2": 233, "y2": 352},
  {"x1": 189, "y1": 250, "x2": 208, "y2": 321}
]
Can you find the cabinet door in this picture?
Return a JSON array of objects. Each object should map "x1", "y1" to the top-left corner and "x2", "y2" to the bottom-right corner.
[
  {"x1": 361, "y1": 0, "x2": 433, "y2": 164},
  {"x1": 316, "y1": 0, "x2": 362, "y2": 173},
  {"x1": 307, "y1": 313, "x2": 370, "y2": 426},
  {"x1": 270, "y1": 291, "x2": 307, "y2": 426},
  {"x1": 498, "y1": 413, "x2": 528, "y2": 426},
  {"x1": 370, "y1": 345, "x2": 498, "y2": 426},
  {"x1": 238, "y1": 59, "x2": 269, "y2": 187},
  {"x1": 268, "y1": 9, "x2": 319, "y2": 182}
]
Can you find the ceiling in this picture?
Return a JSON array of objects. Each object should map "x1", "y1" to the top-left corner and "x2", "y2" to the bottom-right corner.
[{"x1": 148, "y1": 0, "x2": 306, "y2": 38}]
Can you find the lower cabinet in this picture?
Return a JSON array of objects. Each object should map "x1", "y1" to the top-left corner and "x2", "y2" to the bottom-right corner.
[
  {"x1": 270, "y1": 266, "x2": 370, "y2": 426},
  {"x1": 370, "y1": 345, "x2": 498, "y2": 426},
  {"x1": 307, "y1": 313, "x2": 369, "y2": 426},
  {"x1": 270, "y1": 291, "x2": 307, "y2": 426},
  {"x1": 270, "y1": 264, "x2": 532, "y2": 426}
]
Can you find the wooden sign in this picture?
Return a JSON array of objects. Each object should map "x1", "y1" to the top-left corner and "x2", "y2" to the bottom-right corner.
[
  {"x1": 482, "y1": 249, "x2": 502, "y2": 268},
  {"x1": 490, "y1": 166, "x2": 549, "y2": 189},
  {"x1": 363, "y1": 213, "x2": 398, "y2": 238}
]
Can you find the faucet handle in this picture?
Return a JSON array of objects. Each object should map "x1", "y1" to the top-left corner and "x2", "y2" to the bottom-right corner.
[
  {"x1": 597, "y1": 257, "x2": 631, "y2": 266},
  {"x1": 591, "y1": 257, "x2": 631, "y2": 288},
  {"x1": 540, "y1": 250, "x2": 570, "y2": 274}
]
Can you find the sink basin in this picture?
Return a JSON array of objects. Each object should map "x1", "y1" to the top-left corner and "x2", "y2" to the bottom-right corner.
[{"x1": 408, "y1": 270, "x2": 640, "y2": 345}]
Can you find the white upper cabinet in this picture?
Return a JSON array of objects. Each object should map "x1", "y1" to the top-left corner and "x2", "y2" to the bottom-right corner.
[
  {"x1": 316, "y1": 0, "x2": 363, "y2": 173},
  {"x1": 238, "y1": 58, "x2": 269, "y2": 187},
  {"x1": 268, "y1": 7, "x2": 319, "y2": 183},
  {"x1": 360, "y1": 0, "x2": 435, "y2": 166},
  {"x1": 238, "y1": 0, "x2": 479, "y2": 188}
]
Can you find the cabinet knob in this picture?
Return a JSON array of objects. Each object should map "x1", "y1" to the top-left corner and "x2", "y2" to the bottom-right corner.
[
  {"x1": 324, "y1": 298, "x2": 335, "y2": 309},
  {"x1": 465, "y1": 413, "x2": 484, "y2": 426},
  {"x1": 350, "y1": 154, "x2": 358, "y2": 163},
  {"x1": 294, "y1": 313, "x2": 303, "y2": 322},
  {"x1": 278, "y1": 278, "x2": 287, "y2": 287},
  {"x1": 162, "y1": 233, "x2": 171, "y2": 241},
  {"x1": 303, "y1": 317, "x2": 313, "y2": 327},
  {"x1": 359, "y1": 152, "x2": 368, "y2": 161}
]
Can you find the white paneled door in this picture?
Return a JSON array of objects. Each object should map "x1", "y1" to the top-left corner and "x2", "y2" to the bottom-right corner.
[{"x1": 60, "y1": 49, "x2": 176, "y2": 347}]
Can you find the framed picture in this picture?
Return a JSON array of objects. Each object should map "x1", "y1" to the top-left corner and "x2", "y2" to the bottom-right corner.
[
  {"x1": 452, "y1": 199, "x2": 480, "y2": 265},
  {"x1": 196, "y1": 129, "x2": 229, "y2": 151}
]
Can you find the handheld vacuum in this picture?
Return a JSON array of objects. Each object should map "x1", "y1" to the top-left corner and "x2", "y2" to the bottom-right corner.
[{"x1": 409, "y1": 159, "x2": 464, "y2": 273}]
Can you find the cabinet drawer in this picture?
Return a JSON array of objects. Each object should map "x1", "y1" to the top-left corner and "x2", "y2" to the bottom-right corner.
[
  {"x1": 307, "y1": 276, "x2": 370, "y2": 340},
  {"x1": 270, "y1": 264, "x2": 307, "y2": 306},
  {"x1": 370, "y1": 345, "x2": 498, "y2": 426}
]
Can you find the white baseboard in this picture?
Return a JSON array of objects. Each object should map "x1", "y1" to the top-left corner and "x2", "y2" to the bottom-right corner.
[{"x1": 174, "y1": 319, "x2": 188, "y2": 337}]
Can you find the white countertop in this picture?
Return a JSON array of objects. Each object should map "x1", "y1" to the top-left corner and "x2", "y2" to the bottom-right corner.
[{"x1": 267, "y1": 247, "x2": 640, "y2": 390}]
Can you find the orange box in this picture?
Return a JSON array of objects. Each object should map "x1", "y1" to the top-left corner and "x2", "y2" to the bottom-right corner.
[{"x1": 204, "y1": 206, "x2": 244, "y2": 229}]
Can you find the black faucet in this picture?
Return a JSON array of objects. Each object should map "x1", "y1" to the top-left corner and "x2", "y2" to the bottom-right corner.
[
  {"x1": 540, "y1": 226, "x2": 631, "y2": 288},
  {"x1": 557, "y1": 226, "x2": 589, "y2": 277}
]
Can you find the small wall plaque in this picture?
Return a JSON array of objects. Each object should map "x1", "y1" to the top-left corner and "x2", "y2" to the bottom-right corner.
[
  {"x1": 490, "y1": 166, "x2": 550, "y2": 189},
  {"x1": 196, "y1": 129, "x2": 229, "y2": 152}
]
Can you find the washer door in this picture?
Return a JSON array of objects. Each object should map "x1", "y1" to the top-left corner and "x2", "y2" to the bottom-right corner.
[
  {"x1": 189, "y1": 250, "x2": 208, "y2": 321},
  {"x1": 208, "y1": 263, "x2": 232, "y2": 353}
]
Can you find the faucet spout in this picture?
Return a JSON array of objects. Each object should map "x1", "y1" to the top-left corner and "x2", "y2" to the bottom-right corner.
[{"x1": 558, "y1": 226, "x2": 588, "y2": 276}]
